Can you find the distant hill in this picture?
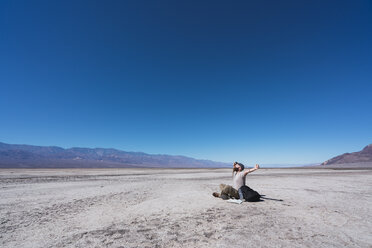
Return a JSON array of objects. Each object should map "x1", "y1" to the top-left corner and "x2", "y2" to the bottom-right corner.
[
  {"x1": 0, "y1": 142, "x2": 230, "y2": 168},
  {"x1": 321, "y1": 144, "x2": 372, "y2": 166}
]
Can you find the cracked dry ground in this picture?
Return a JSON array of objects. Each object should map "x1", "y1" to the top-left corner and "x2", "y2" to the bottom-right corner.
[{"x1": 0, "y1": 168, "x2": 371, "y2": 248}]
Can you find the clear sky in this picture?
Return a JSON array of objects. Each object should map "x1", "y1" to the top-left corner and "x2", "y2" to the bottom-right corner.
[{"x1": 1, "y1": 1, "x2": 371, "y2": 165}]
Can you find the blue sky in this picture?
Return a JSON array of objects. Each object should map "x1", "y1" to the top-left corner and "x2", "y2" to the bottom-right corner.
[{"x1": 1, "y1": 1, "x2": 371, "y2": 164}]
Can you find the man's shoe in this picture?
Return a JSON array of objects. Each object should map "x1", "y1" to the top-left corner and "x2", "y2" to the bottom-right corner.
[{"x1": 212, "y1": 192, "x2": 220, "y2": 198}]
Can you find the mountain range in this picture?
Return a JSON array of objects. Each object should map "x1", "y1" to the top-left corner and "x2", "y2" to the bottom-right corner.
[
  {"x1": 321, "y1": 144, "x2": 372, "y2": 166},
  {"x1": 0, "y1": 142, "x2": 229, "y2": 168},
  {"x1": 2, "y1": 141, "x2": 371, "y2": 169}
]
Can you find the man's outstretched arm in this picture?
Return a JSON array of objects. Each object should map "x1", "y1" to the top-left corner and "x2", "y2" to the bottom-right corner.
[{"x1": 243, "y1": 164, "x2": 260, "y2": 176}]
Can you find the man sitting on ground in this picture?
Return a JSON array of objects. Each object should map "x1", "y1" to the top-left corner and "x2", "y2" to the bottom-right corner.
[{"x1": 213, "y1": 162, "x2": 260, "y2": 201}]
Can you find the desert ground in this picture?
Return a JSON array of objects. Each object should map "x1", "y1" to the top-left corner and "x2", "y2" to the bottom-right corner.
[{"x1": 0, "y1": 168, "x2": 371, "y2": 248}]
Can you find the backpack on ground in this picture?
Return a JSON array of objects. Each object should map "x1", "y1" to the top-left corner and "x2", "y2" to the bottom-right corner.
[{"x1": 239, "y1": 185, "x2": 261, "y2": 202}]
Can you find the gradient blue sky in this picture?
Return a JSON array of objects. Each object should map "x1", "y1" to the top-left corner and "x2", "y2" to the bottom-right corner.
[{"x1": 1, "y1": 1, "x2": 371, "y2": 165}]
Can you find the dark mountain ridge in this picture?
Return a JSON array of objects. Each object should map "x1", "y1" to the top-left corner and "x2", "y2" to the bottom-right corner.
[
  {"x1": 0, "y1": 142, "x2": 229, "y2": 168},
  {"x1": 322, "y1": 144, "x2": 372, "y2": 165}
]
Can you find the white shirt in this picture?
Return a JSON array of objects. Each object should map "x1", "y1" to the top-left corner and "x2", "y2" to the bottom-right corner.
[{"x1": 232, "y1": 171, "x2": 246, "y2": 190}]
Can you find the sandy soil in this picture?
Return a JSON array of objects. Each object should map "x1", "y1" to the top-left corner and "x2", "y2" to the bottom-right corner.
[{"x1": 0, "y1": 168, "x2": 371, "y2": 248}]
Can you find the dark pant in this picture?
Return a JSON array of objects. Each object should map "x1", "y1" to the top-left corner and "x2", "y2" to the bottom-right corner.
[{"x1": 219, "y1": 183, "x2": 240, "y2": 199}]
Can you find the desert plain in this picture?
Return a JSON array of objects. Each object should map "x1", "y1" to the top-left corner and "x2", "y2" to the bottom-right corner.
[{"x1": 0, "y1": 168, "x2": 371, "y2": 248}]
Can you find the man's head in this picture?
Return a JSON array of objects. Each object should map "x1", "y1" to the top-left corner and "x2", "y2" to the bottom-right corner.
[{"x1": 233, "y1": 162, "x2": 245, "y2": 171}]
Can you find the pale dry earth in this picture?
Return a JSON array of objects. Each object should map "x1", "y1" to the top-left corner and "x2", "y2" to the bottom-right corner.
[{"x1": 0, "y1": 168, "x2": 371, "y2": 248}]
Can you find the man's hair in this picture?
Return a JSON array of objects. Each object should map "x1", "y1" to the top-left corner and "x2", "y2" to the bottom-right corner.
[
  {"x1": 238, "y1": 163, "x2": 245, "y2": 171},
  {"x1": 232, "y1": 162, "x2": 238, "y2": 175},
  {"x1": 233, "y1": 161, "x2": 239, "y2": 171}
]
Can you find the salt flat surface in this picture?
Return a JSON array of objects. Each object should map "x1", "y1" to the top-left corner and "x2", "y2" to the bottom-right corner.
[{"x1": 0, "y1": 168, "x2": 371, "y2": 248}]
